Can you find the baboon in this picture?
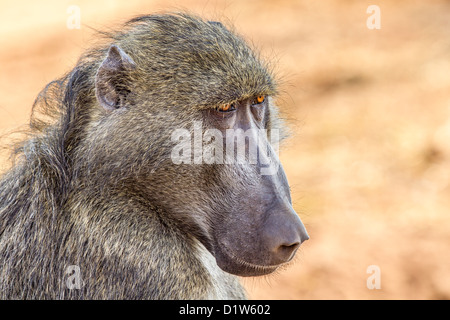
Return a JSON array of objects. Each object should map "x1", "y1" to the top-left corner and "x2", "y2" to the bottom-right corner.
[{"x1": 0, "y1": 13, "x2": 308, "y2": 299}]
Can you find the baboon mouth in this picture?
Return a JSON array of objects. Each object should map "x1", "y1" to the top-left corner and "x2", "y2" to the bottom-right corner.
[{"x1": 216, "y1": 242, "x2": 282, "y2": 277}]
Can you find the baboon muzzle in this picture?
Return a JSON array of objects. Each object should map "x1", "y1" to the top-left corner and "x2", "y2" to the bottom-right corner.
[{"x1": 212, "y1": 162, "x2": 309, "y2": 277}]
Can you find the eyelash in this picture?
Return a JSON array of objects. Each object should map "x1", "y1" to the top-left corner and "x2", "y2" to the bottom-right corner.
[
  {"x1": 216, "y1": 102, "x2": 236, "y2": 112},
  {"x1": 252, "y1": 95, "x2": 265, "y2": 105}
]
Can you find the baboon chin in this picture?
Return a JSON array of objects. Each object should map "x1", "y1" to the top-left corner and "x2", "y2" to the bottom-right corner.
[{"x1": 0, "y1": 12, "x2": 308, "y2": 299}]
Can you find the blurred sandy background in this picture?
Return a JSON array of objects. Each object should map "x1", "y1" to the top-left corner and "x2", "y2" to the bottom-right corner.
[{"x1": 1, "y1": 0, "x2": 450, "y2": 299}]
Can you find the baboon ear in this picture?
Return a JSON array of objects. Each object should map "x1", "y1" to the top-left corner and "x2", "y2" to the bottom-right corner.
[{"x1": 95, "y1": 45, "x2": 136, "y2": 111}]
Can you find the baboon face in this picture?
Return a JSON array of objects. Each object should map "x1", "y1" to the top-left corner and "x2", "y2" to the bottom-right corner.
[
  {"x1": 93, "y1": 15, "x2": 308, "y2": 277},
  {"x1": 198, "y1": 97, "x2": 309, "y2": 276}
]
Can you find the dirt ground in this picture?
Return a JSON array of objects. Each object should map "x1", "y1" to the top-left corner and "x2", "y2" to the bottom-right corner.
[{"x1": 1, "y1": 1, "x2": 449, "y2": 299}]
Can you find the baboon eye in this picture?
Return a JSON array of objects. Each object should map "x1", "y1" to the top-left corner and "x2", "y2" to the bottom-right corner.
[
  {"x1": 217, "y1": 103, "x2": 236, "y2": 112},
  {"x1": 253, "y1": 95, "x2": 266, "y2": 105}
]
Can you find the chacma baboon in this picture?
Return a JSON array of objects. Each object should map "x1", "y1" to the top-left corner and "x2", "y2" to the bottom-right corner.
[{"x1": 0, "y1": 13, "x2": 308, "y2": 299}]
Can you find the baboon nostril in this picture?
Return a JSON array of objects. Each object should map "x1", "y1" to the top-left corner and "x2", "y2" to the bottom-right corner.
[
  {"x1": 281, "y1": 241, "x2": 300, "y2": 255},
  {"x1": 284, "y1": 242, "x2": 300, "y2": 249},
  {"x1": 271, "y1": 240, "x2": 301, "y2": 264}
]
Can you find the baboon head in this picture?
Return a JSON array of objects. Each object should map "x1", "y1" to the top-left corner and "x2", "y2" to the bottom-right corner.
[{"x1": 89, "y1": 13, "x2": 308, "y2": 277}]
